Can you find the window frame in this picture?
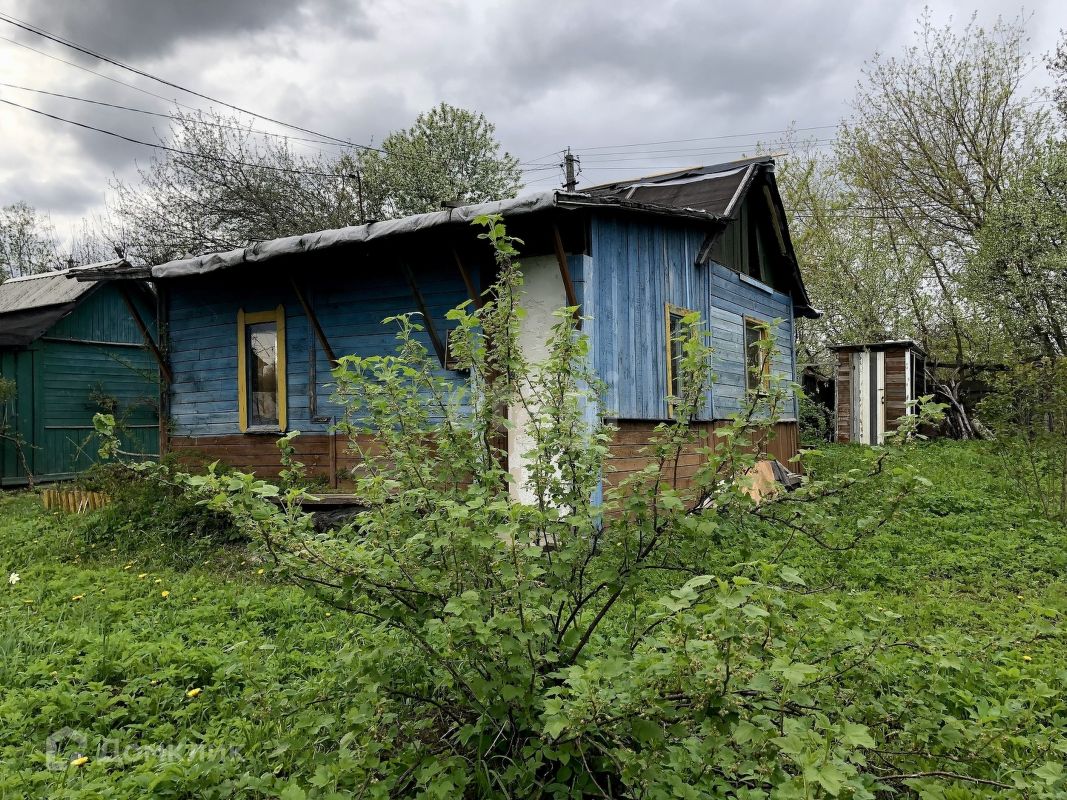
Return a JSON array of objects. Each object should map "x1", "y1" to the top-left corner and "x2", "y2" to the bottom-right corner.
[
  {"x1": 237, "y1": 305, "x2": 287, "y2": 433},
  {"x1": 743, "y1": 316, "x2": 772, "y2": 394},
  {"x1": 665, "y1": 303, "x2": 697, "y2": 417}
]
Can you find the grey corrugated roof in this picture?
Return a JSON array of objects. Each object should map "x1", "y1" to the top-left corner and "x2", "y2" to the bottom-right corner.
[{"x1": 0, "y1": 269, "x2": 97, "y2": 314}]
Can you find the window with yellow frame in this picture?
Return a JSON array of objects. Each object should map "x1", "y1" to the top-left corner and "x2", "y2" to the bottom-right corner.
[
  {"x1": 237, "y1": 306, "x2": 287, "y2": 432},
  {"x1": 665, "y1": 303, "x2": 696, "y2": 416},
  {"x1": 743, "y1": 316, "x2": 771, "y2": 393}
]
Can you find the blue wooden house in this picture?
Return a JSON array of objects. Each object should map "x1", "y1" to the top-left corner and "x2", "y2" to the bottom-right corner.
[
  {"x1": 0, "y1": 268, "x2": 160, "y2": 485},
  {"x1": 73, "y1": 156, "x2": 816, "y2": 491}
]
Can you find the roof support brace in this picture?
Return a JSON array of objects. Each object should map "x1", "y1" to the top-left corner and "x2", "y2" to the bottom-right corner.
[
  {"x1": 118, "y1": 285, "x2": 173, "y2": 385},
  {"x1": 551, "y1": 224, "x2": 582, "y2": 328},
  {"x1": 288, "y1": 277, "x2": 338, "y2": 364},
  {"x1": 452, "y1": 248, "x2": 483, "y2": 309},
  {"x1": 399, "y1": 260, "x2": 448, "y2": 368}
]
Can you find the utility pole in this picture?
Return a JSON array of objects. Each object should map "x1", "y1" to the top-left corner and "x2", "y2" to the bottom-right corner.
[{"x1": 562, "y1": 147, "x2": 579, "y2": 191}]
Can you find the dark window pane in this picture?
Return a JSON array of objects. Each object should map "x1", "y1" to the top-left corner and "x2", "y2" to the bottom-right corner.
[
  {"x1": 669, "y1": 312, "x2": 685, "y2": 400},
  {"x1": 745, "y1": 319, "x2": 767, "y2": 392},
  {"x1": 247, "y1": 321, "x2": 278, "y2": 426}
]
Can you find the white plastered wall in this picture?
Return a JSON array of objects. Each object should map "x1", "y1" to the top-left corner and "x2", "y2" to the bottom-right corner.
[{"x1": 508, "y1": 255, "x2": 569, "y2": 503}]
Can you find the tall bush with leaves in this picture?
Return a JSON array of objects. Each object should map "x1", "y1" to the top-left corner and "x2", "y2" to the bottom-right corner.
[
  {"x1": 979, "y1": 359, "x2": 1067, "y2": 524},
  {"x1": 180, "y1": 219, "x2": 1063, "y2": 798}
]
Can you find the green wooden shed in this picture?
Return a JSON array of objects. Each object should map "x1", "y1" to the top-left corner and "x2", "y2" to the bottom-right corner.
[{"x1": 0, "y1": 266, "x2": 160, "y2": 485}]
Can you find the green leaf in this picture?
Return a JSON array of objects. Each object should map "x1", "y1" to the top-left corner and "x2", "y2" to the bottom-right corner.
[
  {"x1": 1035, "y1": 762, "x2": 1064, "y2": 784},
  {"x1": 839, "y1": 721, "x2": 875, "y2": 749}
]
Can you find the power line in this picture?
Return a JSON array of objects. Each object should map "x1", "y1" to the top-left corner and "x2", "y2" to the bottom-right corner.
[
  {"x1": 0, "y1": 93, "x2": 565, "y2": 184},
  {"x1": 0, "y1": 81, "x2": 353, "y2": 148},
  {"x1": 0, "y1": 96, "x2": 351, "y2": 178},
  {"x1": 0, "y1": 10, "x2": 362, "y2": 148},
  {"x1": 578, "y1": 139, "x2": 838, "y2": 160},
  {"x1": 574, "y1": 124, "x2": 841, "y2": 152}
]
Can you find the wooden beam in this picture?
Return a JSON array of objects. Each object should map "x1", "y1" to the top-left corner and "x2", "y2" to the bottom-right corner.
[
  {"x1": 118, "y1": 284, "x2": 173, "y2": 384},
  {"x1": 289, "y1": 278, "x2": 338, "y2": 364},
  {"x1": 551, "y1": 224, "x2": 581, "y2": 328},
  {"x1": 399, "y1": 260, "x2": 448, "y2": 368},
  {"x1": 452, "y1": 247, "x2": 483, "y2": 308}
]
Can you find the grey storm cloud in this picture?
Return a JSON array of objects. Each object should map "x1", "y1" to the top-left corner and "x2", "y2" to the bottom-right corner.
[
  {"x1": 8, "y1": 0, "x2": 372, "y2": 59},
  {"x1": 0, "y1": 0, "x2": 1061, "y2": 241},
  {"x1": 483, "y1": 0, "x2": 907, "y2": 110}
]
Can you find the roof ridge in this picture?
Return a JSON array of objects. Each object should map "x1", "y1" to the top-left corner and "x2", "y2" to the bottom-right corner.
[{"x1": 3, "y1": 268, "x2": 72, "y2": 283}]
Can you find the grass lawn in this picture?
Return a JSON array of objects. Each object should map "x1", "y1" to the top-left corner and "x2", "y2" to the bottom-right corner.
[{"x1": 0, "y1": 440, "x2": 1064, "y2": 798}]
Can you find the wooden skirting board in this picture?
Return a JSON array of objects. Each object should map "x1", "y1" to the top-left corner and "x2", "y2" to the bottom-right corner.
[{"x1": 170, "y1": 420, "x2": 801, "y2": 494}]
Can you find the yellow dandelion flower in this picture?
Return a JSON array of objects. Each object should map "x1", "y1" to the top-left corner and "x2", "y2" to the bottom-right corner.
[
  {"x1": 1017, "y1": 595, "x2": 1024, "y2": 601},
  {"x1": 192, "y1": 597, "x2": 198, "y2": 601},
  {"x1": 161, "y1": 590, "x2": 170, "y2": 598},
  {"x1": 256, "y1": 568, "x2": 265, "y2": 575},
  {"x1": 110, "y1": 548, "x2": 118, "y2": 552},
  {"x1": 325, "y1": 612, "x2": 332, "y2": 618},
  {"x1": 123, "y1": 565, "x2": 132, "y2": 570},
  {"x1": 186, "y1": 687, "x2": 202, "y2": 698},
  {"x1": 70, "y1": 756, "x2": 88, "y2": 767},
  {"x1": 154, "y1": 578, "x2": 163, "y2": 584},
  {"x1": 1023, "y1": 655, "x2": 1033, "y2": 662},
  {"x1": 138, "y1": 573, "x2": 148, "y2": 579},
  {"x1": 71, "y1": 594, "x2": 84, "y2": 601}
]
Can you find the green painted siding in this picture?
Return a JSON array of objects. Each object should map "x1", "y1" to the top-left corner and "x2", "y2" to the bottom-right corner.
[{"x1": 0, "y1": 284, "x2": 159, "y2": 485}]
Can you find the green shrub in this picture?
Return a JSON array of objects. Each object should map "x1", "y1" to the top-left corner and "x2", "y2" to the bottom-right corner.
[
  {"x1": 76, "y1": 461, "x2": 241, "y2": 565},
  {"x1": 979, "y1": 359, "x2": 1067, "y2": 523}
]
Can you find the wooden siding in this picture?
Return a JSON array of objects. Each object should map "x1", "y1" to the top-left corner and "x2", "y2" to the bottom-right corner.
[
  {"x1": 588, "y1": 215, "x2": 796, "y2": 423},
  {"x1": 170, "y1": 421, "x2": 800, "y2": 494},
  {"x1": 883, "y1": 346, "x2": 909, "y2": 427},
  {"x1": 603, "y1": 419, "x2": 800, "y2": 494},
  {"x1": 169, "y1": 432, "x2": 377, "y2": 482},
  {"x1": 166, "y1": 259, "x2": 473, "y2": 438},
  {"x1": 835, "y1": 350, "x2": 853, "y2": 442},
  {"x1": 0, "y1": 283, "x2": 159, "y2": 484}
]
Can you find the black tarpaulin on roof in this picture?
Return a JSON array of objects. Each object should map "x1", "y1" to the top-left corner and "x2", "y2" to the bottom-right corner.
[
  {"x1": 614, "y1": 170, "x2": 751, "y2": 216},
  {"x1": 0, "y1": 303, "x2": 79, "y2": 347}
]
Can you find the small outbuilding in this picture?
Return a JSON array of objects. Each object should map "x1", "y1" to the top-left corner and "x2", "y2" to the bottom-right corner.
[
  {"x1": 831, "y1": 340, "x2": 927, "y2": 444},
  {"x1": 0, "y1": 267, "x2": 161, "y2": 485}
]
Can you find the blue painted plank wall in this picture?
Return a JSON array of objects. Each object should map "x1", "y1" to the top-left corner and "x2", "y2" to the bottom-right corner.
[
  {"x1": 166, "y1": 261, "x2": 472, "y2": 437},
  {"x1": 589, "y1": 215, "x2": 796, "y2": 421}
]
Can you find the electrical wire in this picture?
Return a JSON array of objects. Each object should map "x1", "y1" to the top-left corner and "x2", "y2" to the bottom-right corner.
[
  {"x1": 0, "y1": 10, "x2": 360, "y2": 148},
  {"x1": 0, "y1": 93, "x2": 562, "y2": 183},
  {"x1": 0, "y1": 81, "x2": 354, "y2": 148},
  {"x1": 574, "y1": 124, "x2": 841, "y2": 151},
  {"x1": 0, "y1": 96, "x2": 352, "y2": 178}
]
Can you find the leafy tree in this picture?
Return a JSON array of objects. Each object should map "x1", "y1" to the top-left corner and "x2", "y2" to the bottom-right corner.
[
  {"x1": 0, "y1": 201, "x2": 62, "y2": 280},
  {"x1": 973, "y1": 139, "x2": 1067, "y2": 357},
  {"x1": 782, "y1": 12, "x2": 1049, "y2": 437},
  {"x1": 356, "y1": 102, "x2": 523, "y2": 219},
  {"x1": 108, "y1": 104, "x2": 522, "y2": 264},
  {"x1": 774, "y1": 139, "x2": 926, "y2": 373},
  {"x1": 109, "y1": 109, "x2": 362, "y2": 265}
]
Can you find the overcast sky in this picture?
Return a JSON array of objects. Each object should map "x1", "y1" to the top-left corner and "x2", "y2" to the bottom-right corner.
[{"x1": 0, "y1": 0, "x2": 1063, "y2": 248}]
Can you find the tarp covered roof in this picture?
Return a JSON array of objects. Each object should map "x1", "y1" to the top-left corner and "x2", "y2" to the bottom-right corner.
[
  {"x1": 0, "y1": 263, "x2": 123, "y2": 347},
  {"x1": 578, "y1": 156, "x2": 770, "y2": 217},
  {"x1": 67, "y1": 159, "x2": 816, "y2": 317},
  {"x1": 69, "y1": 189, "x2": 729, "y2": 283}
]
